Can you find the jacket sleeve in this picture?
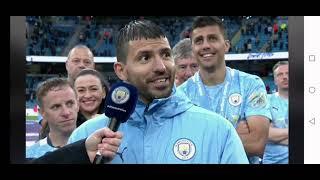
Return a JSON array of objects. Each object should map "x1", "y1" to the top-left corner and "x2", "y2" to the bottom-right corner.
[{"x1": 26, "y1": 139, "x2": 91, "y2": 164}]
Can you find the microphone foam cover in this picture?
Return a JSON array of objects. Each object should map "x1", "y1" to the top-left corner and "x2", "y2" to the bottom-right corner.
[{"x1": 104, "y1": 81, "x2": 138, "y2": 123}]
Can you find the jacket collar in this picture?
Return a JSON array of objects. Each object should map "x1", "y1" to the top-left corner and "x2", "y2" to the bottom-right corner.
[{"x1": 127, "y1": 86, "x2": 193, "y2": 126}]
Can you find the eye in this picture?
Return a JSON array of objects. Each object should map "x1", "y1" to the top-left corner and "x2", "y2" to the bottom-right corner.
[
  {"x1": 51, "y1": 104, "x2": 60, "y2": 110},
  {"x1": 90, "y1": 87, "x2": 98, "y2": 92},
  {"x1": 77, "y1": 89, "x2": 85, "y2": 93},
  {"x1": 194, "y1": 38, "x2": 203, "y2": 45},
  {"x1": 159, "y1": 48, "x2": 172, "y2": 60},
  {"x1": 277, "y1": 73, "x2": 283, "y2": 77},
  {"x1": 161, "y1": 53, "x2": 171, "y2": 61},
  {"x1": 139, "y1": 54, "x2": 150, "y2": 63},
  {"x1": 179, "y1": 65, "x2": 186, "y2": 69},
  {"x1": 66, "y1": 101, "x2": 75, "y2": 107},
  {"x1": 72, "y1": 59, "x2": 80, "y2": 64},
  {"x1": 141, "y1": 56, "x2": 149, "y2": 61},
  {"x1": 83, "y1": 60, "x2": 92, "y2": 65},
  {"x1": 192, "y1": 64, "x2": 199, "y2": 69},
  {"x1": 208, "y1": 36, "x2": 218, "y2": 42}
]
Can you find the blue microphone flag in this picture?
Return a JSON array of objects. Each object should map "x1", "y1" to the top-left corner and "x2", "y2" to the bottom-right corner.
[{"x1": 104, "y1": 81, "x2": 138, "y2": 123}]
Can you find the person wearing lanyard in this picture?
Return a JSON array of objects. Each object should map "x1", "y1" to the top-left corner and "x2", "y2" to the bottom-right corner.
[
  {"x1": 67, "y1": 19, "x2": 249, "y2": 164},
  {"x1": 177, "y1": 16, "x2": 271, "y2": 164}
]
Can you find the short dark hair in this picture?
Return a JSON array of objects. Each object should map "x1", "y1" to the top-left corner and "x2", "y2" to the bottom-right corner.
[
  {"x1": 191, "y1": 16, "x2": 226, "y2": 39},
  {"x1": 116, "y1": 20, "x2": 167, "y2": 63},
  {"x1": 36, "y1": 77, "x2": 73, "y2": 108},
  {"x1": 74, "y1": 68, "x2": 109, "y2": 92},
  {"x1": 272, "y1": 61, "x2": 289, "y2": 73}
]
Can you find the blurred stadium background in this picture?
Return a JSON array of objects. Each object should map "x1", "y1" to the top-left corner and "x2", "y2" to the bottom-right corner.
[{"x1": 25, "y1": 16, "x2": 288, "y2": 147}]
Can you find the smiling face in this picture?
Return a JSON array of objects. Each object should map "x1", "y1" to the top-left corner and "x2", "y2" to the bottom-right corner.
[
  {"x1": 175, "y1": 57, "x2": 199, "y2": 86},
  {"x1": 74, "y1": 74, "x2": 106, "y2": 117},
  {"x1": 114, "y1": 37, "x2": 175, "y2": 104},
  {"x1": 191, "y1": 25, "x2": 229, "y2": 72}
]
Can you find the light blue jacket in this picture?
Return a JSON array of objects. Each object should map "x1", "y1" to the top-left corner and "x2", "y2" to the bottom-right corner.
[{"x1": 68, "y1": 87, "x2": 249, "y2": 164}]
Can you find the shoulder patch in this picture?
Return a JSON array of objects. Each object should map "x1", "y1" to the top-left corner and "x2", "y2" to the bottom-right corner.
[{"x1": 249, "y1": 92, "x2": 267, "y2": 108}]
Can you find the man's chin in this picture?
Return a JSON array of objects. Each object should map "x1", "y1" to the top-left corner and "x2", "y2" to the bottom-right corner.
[{"x1": 152, "y1": 89, "x2": 172, "y2": 99}]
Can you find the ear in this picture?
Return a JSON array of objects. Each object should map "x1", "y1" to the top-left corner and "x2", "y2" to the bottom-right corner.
[
  {"x1": 65, "y1": 60, "x2": 70, "y2": 71},
  {"x1": 224, "y1": 40, "x2": 230, "y2": 53},
  {"x1": 274, "y1": 77, "x2": 278, "y2": 86},
  {"x1": 39, "y1": 107, "x2": 45, "y2": 119},
  {"x1": 102, "y1": 86, "x2": 107, "y2": 99},
  {"x1": 114, "y1": 62, "x2": 128, "y2": 81}
]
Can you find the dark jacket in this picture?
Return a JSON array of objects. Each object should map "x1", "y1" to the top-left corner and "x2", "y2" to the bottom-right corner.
[
  {"x1": 77, "y1": 98, "x2": 106, "y2": 127},
  {"x1": 27, "y1": 139, "x2": 90, "y2": 164}
]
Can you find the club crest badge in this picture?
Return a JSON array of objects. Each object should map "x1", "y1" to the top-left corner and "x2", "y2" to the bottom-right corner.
[
  {"x1": 173, "y1": 138, "x2": 196, "y2": 161},
  {"x1": 111, "y1": 86, "x2": 130, "y2": 104},
  {"x1": 229, "y1": 93, "x2": 242, "y2": 106}
]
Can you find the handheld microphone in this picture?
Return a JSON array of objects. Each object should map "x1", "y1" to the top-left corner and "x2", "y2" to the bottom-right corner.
[{"x1": 93, "y1": 81, "x2": 138, "y2": 164}]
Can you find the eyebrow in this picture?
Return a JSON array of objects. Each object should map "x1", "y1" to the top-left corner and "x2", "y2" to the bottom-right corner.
[
  {"x1": 136, "y1": 50, "x2": 151, "y2": 57},
  {"x1": 76, "y1": 85, "x2": 100, "y2": 89},
  {"x1": 193, "y1": 36, "x2": 203, "y2": 42},
  {"x1": 135, "y1": 46, "x2": 171, "y2": 58},
  {"x1": 66, "y1": 99, "x2": 75, "y2": 103},
  {"x1": 159, "y1": 47, "x2": 171, "y2": 54}
]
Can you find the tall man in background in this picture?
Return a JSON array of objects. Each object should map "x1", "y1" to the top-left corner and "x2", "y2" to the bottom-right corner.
[
  {"x1": 263, "y1": 61, "x2": 289, "y2": 164},
  {"x1": 177, "y1": 16, "x2": 271, "y2": 163}
]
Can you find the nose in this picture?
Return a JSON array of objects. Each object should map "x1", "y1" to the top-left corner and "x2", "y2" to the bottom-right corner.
[
  {"x1": 281, "y1": 73, "x2": 288, "y2": 81},
  {"x1": 184, "y1": 67, "x2": 193, "y2": 78},
  {"x1": 153, "y1": 57, "x2": 166, "y2": 74},
  {"x1": 83, "y1": 90, "x2": 91, "y2": 98},
  {"x1": 78, "y1": 61, "x2": 86, "y2": 69},
  {"x1": 201, "y1": 39, "x2": 211, "y2": 50},
  {"x1": 61, "y1": 105, "x2": 71, "y2": 118}
]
